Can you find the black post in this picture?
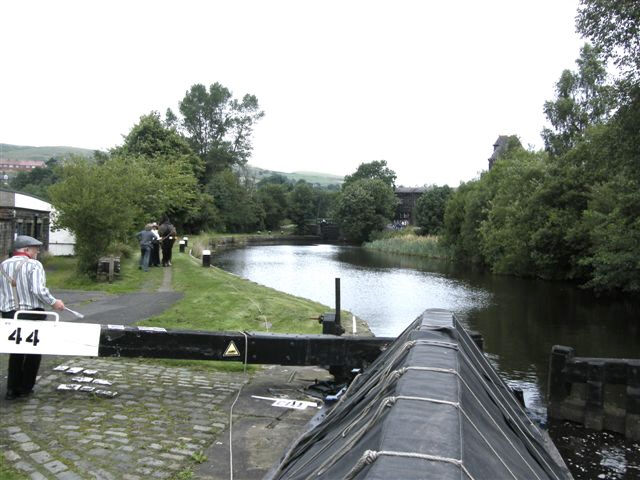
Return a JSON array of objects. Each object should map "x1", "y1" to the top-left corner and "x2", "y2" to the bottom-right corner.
[
  {"x1": 179, "y1": 240, "x2": 185, "y2": 253},
  {"x1": 202, "y1": 249, "x2": 211, "y2": 267},
  {"x1": 335, "y1": 278, "x2": 341, "y2": 327}
]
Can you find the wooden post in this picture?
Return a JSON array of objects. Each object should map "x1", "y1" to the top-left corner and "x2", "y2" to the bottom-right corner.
[
  {"x1": 547, "y1": 345, "x2": 574, "y2": 419},
  {"x1": 202, "y1": 249, "x2": 211, "y2": 267},
  {"x1": 108, "y1": 257, "x2": 114, "y2": 283},
  {"x1": 626, "y1": 360, "x2": 640, "y2": 440},
  {"x1": 584, "y1": 360, "x2": 605, "y2": 431}
]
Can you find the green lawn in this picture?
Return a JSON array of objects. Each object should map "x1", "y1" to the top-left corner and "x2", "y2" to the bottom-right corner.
[
  {"x1": 143, "y1": 252, "x2": 323, "y2": 334},
  {"x1": 43, "y1": 254, "x2": 164, "y2": 293}
]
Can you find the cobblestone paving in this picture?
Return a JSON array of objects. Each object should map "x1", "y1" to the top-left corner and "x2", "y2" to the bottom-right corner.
[{"x1": 1, "y1": 355, "x2": 249, "y2": 479}]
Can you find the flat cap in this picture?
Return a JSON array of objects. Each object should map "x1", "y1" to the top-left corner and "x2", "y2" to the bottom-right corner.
[{"x1": 13, "y1": 235, "x2": 43, "y2": 250}]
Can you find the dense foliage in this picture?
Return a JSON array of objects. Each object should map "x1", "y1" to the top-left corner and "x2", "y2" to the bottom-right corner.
[
  {"x1": 415, "y1": 185, "x2": 453, "y2": 235},
  {"x1": 49, "y1": 155, "x2": 198, "y2": 274},
  {"x1": 333, "y1": 177, "x2": 396, "y2": 243},
  {"x1": 343, "y1": 160, "x2": 396, "y2": 188},
  {"x1": 442, "y1": 2, "x2": 640, "y2": 293},
  {"x1": 9, "y1": 158, "x2": 60, "y2": 200}
]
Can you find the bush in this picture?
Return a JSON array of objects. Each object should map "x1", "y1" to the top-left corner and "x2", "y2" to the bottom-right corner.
[{"x1": 106, "y1": 242, "x2": 135, "y2": 260}]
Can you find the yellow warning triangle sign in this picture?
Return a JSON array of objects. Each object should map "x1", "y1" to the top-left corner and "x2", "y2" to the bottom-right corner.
[{"x1": 223, "y1": 340, "x2": 241, "y2": 357}]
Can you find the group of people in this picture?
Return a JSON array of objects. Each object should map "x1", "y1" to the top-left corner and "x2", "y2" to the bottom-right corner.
[{"x1": 135, "y1": 216, "x2": 177, "y2": 272}]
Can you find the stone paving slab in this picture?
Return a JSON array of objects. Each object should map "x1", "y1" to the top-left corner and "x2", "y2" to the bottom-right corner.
[{"x1": 1, "y1": 354, "x2": 331, "y2": 479}]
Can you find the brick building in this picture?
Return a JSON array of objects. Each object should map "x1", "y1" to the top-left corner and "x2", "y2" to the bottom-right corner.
[{"x1": 394, "y1": 187, "x2": 426, "y2": 224}]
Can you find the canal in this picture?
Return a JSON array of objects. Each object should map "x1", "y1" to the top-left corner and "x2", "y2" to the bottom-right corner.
[{"x1": 213, "y1": 243, "x2": 640, "y2": 479}]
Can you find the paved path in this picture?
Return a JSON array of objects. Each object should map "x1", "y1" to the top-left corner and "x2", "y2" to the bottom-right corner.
[{"x1": 1, "y1": 266, "x2": 333, "y2": 479}]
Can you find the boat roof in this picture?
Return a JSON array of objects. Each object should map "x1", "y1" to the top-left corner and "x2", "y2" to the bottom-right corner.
[{"x1": 269, "y1": 309, "x2": 571, "y2": 479}]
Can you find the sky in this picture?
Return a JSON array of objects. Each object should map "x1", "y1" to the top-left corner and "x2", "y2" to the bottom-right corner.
[{"x1": 1, "y1": 1, "x2": 585, "y2": 187}]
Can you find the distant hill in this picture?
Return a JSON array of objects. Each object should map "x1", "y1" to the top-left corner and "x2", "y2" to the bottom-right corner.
[
  {"x1": 246, "y1": 165, "x2": 343, "y2": 187},
  {"x1": 0, "y1": 143, "x2": 344, "y2": 187},
  {"x1": 0, "y1": 144, "x2": 95, "y2": 163}
]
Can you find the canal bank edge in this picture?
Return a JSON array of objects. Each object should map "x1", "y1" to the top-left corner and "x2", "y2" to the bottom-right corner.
[{"x1": 186, "y1": 247, "x2": 375, "y2": 338}]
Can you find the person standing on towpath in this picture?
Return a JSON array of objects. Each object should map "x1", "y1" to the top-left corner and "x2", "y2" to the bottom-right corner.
[
  {"x1": 0, "y1": 235, "x2": 65, "y2": 400},
  {"x1": 158, "y1": 216, "x2": 177, "y2": 267},
  {"x1": 136, "y1": 223, "x2": 156, "y2": 272}
]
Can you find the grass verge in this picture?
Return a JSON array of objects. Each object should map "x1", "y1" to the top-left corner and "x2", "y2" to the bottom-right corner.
[
  {"x1": 43, "y1": 254, "x2": 164, "y2": 293},
  {"x1": 142, "y1": 252, "x2": 323, "y2": 334},
  {"x1": 40, "y1": 244, "x2": 337, "y2": 371}
]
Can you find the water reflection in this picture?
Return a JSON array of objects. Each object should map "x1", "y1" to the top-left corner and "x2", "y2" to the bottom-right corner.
[{"x1": 214, "y1": 244, "x2": 491, "y2": 337}]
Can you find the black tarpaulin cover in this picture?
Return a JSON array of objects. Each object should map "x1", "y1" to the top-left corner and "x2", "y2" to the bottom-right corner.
[{"x1": 269, "y1": 309, "x2": 571, "y2": 480}]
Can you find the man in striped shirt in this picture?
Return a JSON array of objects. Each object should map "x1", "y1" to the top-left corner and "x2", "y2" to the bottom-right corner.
[{"x1": 1, "y1": 235, "x2": 65, "y2": 400}]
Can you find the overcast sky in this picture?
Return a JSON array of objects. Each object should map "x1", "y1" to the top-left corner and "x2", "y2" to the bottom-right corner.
[{"x1": 1, "y1": 1, "x2": 585, "y2": 186}]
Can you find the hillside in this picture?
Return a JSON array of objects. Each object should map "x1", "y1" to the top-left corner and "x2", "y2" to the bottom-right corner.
[
  {"x1": 0, "y1": 143, "x2": 95, "y2": 162},
  {"x1": 247, "y1": 165, "x2": 343, "y2": 187},
  {"x1": 0, "y1": 144, "x2": 344, "y2": 187}
]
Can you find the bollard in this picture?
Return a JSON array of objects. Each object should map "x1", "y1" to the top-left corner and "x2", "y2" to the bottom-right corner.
[
  {"x1": 183, "y1": 236, "x2": 188, "y2": 247},
  {"x1": 179, "y1": 240, "x2": 185, "y2": 253},
  {"x1": 202, "y1": 249, "x2": 211, "y2": 267}
]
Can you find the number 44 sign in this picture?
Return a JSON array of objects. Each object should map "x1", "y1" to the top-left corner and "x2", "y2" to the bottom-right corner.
[{"x1": 0, "y1": 319, "x2": 101, "y2": 357}]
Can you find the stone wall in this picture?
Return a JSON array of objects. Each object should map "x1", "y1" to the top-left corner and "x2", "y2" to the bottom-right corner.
[{"x1": 548, "y1": 345, "x2": 640, "y2": 440}]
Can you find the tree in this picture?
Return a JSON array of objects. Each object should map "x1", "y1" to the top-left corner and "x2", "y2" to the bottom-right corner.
[
  {"x1": 333, "y1": 178, "x2": 396, "y2": 243},
  {"x1": 206, "y1": 169, "x2": 263, "y2": 233},
  {"x1": 113, "y1": 112, "x2": 204, "y2": 180},
  {"x1": 178, "y1": 83, "x2": 264, "y2": 177},
  {"x1": 414, "y1": 185, "x2": 452, "y2": 235},
  {"x1": 541, "y1": 43, "x2": 614, "y2": 156},
  {"x1": 113, "y1": 113, "x2": 205, "y2": 232},
  {"x1": 49, "y1": 157, "x2": 152, "y2": 274},
  {"x1": 343, "y1": 160, "x2": 396, "y2": 188},
  {"x1": 442, "y1": 179, "x2": 490, "y2": 266},
  {"x1": 576, "y1": 0, "x2": 640, "y2": 85},
  {"x1": 257, "y1": 183, "x2": 289, "y2": 231},
  {"x1": 314, "y1": 189, "x2": 337, "y2": 220},
  {"x1": 288, "y1": 182, "x2": 315, "y2": 234},
  {"x1": 9, "y1": 158, "x2": 59, "y2": 200},
  {"x1": 257, "y1": 173, "x2": 291, "y2": 188},
  {"x1": 580, "y1": 173, "x2": 640, "y2": 292}
]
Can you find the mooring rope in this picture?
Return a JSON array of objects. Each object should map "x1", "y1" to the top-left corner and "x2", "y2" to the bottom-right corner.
[
  {"x1": 454, "y1": 330, "x2": 562, "y2": 480},
  {"x1": 344, "y1": 450, "x2": 477, "y2": 480},
  {"x1": 229, "y1": 330, "x2": 249, "y2": 480}
]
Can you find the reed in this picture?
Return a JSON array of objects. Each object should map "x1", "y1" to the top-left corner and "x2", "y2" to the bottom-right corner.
[{"x1": 364, "y1": 233, "x2": 448, "y2": 259}]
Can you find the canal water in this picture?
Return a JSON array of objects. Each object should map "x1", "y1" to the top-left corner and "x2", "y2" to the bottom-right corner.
[{"x1": 214, "y1": 243, "x2": 640, "y2": 479}]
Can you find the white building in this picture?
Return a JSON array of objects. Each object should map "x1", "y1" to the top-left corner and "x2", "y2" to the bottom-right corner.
[{"x1": 0, "y1": 189, "x2": 75, "y2": 257}]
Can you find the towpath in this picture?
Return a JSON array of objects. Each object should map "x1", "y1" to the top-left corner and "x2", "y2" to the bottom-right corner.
[{"x1": 1, "y1": 266, "x2": 332, "y2": 479}]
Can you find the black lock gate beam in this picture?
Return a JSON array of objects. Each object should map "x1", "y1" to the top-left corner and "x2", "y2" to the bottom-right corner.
[{"x1": 99, "y1": 325, "x2": 393, "y2": 371}]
